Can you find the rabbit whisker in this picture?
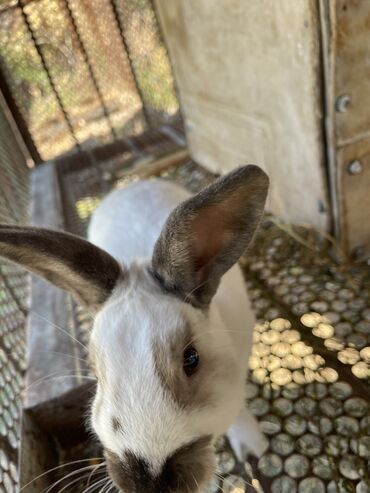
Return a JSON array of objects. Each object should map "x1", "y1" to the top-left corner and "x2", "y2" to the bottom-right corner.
[
  {"x1": 101, "y1": 481, "x2": 114, "y2": 493},
  {"x1": 192, "y1": 472, "x2": 200, "y2": 493},
  {"x1": 104, "y1": 484, "x2": 116, "y2": 493},
  {"x1": 56, "y1": 469, "x2": 105, "y2": 493},
  {"x1": 20, "y1": 459, "x2": 104, "y2": 492},
  {"x1": 29, "y1": 310, "x2": 88, "y2": 351},
  {"x1": 33, "y1": 350, "x2": 88, "y2": 364},
  {"x1": 82, "y1": 477, "x2": 109, "y2": 493},
  {"x1": 214, "y1": 471, "x2": 254, "y2": 489},
  {"x1": 184, "y1": 278, "x2": 211, "y2": 304},
  {"x1": 16, "y1": 372, "x2": 96, "y2": 400},
  {"x1": 86, "y1": 462, "x2": 106, "y2": 488},
  {"x1": 43, "y1": 465, "x2": 104, "y2": 493}
]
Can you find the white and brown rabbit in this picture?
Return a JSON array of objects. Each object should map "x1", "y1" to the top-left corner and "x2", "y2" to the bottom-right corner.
[{"x1": 0, "y1": 165, "x2": 269, "y2": 493}]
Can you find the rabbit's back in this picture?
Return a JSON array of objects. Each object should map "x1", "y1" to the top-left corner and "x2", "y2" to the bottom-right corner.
[{"x1": 88, "y1": 179, "x2": 191, "y2": 263}]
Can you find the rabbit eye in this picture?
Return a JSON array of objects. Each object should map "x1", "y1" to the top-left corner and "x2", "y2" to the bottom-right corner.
[{"x1": 183, "y1": 347, "x2": 199, "y2": 376}]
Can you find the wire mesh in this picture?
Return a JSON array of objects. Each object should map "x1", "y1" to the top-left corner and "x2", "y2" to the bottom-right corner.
[
  {"x1": 0, "y1": 0, "x2": 180, "y2": 162},
  {"x1": 0, "y1": 98, "x2": 30, "y2": 493}
]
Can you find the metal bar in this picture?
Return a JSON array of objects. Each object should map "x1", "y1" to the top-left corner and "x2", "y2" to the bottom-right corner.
[
  {"x1": 0, "y1": 61, "x2": 41, "y2": 163},
  {"x1": 124, "y1": 136, "x2": 146, "y2": 156},
  {"x1": 109, "y1": 0, "x2": 151, "y2": 127},
  {"x1": 149, "y1": 0, "x2": 183, "y2": 120},
  {"x1": 63, "y1": 0, "x2": 117, "y2": 140},
  {"x1": 318, "y1": 0, "x2": 340, "y2": 240},
  {"x1": 18, "y1": 0, "x2": 80, "y2": 150},
  {"x1": 160, "y1": 125, "x2": 186, "y2": 147}
]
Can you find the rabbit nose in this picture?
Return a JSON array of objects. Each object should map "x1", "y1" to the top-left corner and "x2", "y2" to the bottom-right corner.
[
  {"x1": 106, "y1": 437, "x2": 214, "y2": 493},
  {"x1": 106, "y1": 450, "x2": 160, "y2": 493}
]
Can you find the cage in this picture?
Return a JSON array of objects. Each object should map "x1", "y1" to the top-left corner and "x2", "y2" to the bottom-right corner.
[{"x1": 0, "y1": 1, "x2": 369, "y2": 493}]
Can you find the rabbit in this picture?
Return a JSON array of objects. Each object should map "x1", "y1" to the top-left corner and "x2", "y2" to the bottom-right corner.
[{"x1": 0, "y1": 164, "x2": 269, "y2": 493}]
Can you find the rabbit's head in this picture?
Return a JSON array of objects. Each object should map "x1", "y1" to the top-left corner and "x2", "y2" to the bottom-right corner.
[{"x1": 0, "y1": 165, "x2": 268, "y2": 492}]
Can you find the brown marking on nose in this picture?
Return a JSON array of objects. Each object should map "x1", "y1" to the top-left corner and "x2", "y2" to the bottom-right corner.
[
  {"x1": 162, "y1": 434, "x2": 214, "y2": 491},
  {"x1": 106, "y1": 450, "x2": 152, "y2": 493},
  {"x1": 106, "y1": 435, "x2": 214, "y2": 493}
]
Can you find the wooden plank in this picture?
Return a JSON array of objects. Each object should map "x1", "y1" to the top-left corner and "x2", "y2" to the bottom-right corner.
[
  {"x1": 337, "y1": 135, "x2": 370, "y2": 257},
  {"x1": 25, "y1": 162, "x2": 80, "y2": 409},
  {"x1": 115, "y1": 147, "x2": 189, "y2": 181},
  {"x1": 319, "y1": 1, "x2": 370, "y2": 255},
  {"x1": 334, "y1": 1, "x2": 370, "y2": 255},
  {"x1": 155, "y1": 0, "x2": 330, "y2": 233},
  {"x1": 19, "y1": 411, "x2": 58, "y2": 493},
  {"x1": 28, "y1": 381, "x2": 96, "y2": 446},
  {"x1": 334, "y1": 1, "x2": 370, "y2": 146}
]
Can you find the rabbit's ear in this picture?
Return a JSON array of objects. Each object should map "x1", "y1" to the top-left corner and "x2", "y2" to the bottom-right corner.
[
  {"x1": 0, "y1": 225, "x2": 122, "y2": 307},
  {"x1": 152, "y1": 165, "x2": 269, "y2": 307}
]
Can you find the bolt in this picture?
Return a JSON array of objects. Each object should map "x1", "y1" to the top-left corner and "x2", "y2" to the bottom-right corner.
[
  {"x1": 336, "y1": 94, "x2": 351, "y2": 113},
  {"x1": 185, "y1": 121, "x2": 194, "y2": 133},
  {"x1": 317, "y1": 200, "x2": 326, "y2": 213},
  {"x1": 351, "y1": 246, "x2": 365, "y2": 260},
  {"x1": 347, "y1": 160, "x2": 363, "y2": 175}
]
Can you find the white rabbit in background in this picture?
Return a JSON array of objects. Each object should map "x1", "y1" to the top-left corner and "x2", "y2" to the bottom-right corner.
[{"x1": 0, "y1": 165, "x2": 269, "y2": 492}]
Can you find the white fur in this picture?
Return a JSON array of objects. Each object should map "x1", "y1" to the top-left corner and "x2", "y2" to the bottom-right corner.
[{"x1": 88, "y1": 179, "x2": 266, "y2": 479}]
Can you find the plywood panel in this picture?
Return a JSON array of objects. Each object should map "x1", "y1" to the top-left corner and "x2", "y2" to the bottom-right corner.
[
  {"x1": 337, "y1": 136, "x2": 370, "y2": 256},
  {"x1": 26, "y1": 162, "x2": 78, "y2": 409},
  {"x1": 321, "y1": 0, "x2": 370, "y2": 255},
  {"x1": 155, "y1": 0, "x2": 330, "y2": 232},
  {"x1": 335, "y1": 0, "x2": 370, "y2": 145}
]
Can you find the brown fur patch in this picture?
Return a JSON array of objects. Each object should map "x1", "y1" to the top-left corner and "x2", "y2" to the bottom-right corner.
[
  {"x1": 0, "y1": 224, "x2": 122, "y2": 306},
  {"x1": 152, "y1": 322, "x2": 214, "y2": 409},
  {"x1": 106, "y1": 435, "x2": 213, "y2": 493}
]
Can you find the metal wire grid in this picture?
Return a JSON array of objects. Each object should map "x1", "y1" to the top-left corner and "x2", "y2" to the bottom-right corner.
[
  {"x1": 0, "y1": 0, "x2": 179, "y2": 162},
  {"x1": 0, "y1": 101, "x2": 30, "y2": 493}
]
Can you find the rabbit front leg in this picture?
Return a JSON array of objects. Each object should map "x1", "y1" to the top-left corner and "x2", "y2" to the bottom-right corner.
[{"x1": 226, "y1": 407, "x2": 268, "y2": 461}]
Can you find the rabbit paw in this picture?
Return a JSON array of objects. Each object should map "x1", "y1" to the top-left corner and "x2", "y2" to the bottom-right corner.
[{"x1": 226, "y1": 408, "x2": 268, "y2": 461}]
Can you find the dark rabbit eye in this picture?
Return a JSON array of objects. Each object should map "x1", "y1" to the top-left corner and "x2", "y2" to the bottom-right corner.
[{"x1": 183, "y1": 347, "x2": 199, "y2": 376}]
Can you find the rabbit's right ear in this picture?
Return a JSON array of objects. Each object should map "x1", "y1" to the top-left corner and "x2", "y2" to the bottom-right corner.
[
  {"x1": 152, "y1": 165, "x2": 269, "y2": 307},
  {"x1": 0, "y1": 225, "x2": 122, "y2": 307}
]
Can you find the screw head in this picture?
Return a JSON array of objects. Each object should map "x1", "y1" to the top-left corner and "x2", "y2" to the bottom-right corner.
[
  {"x1": 336, "y1": 94, "x2": 351, "y2": 113},
  {"x1": 347, "y1": 160, "x2": 363, "y2": 175},
  {"x1": 351, "y1": 246, "x2": 365, "y2": 260},
  {"x1": 185, "y1": 121, "x2": 194, "y2": 132}
]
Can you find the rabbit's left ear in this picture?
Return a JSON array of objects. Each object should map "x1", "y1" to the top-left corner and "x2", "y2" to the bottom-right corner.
[
  {"x1": 152, "y1": 165, "x2": 269, "y2": 307},
  {"x1": 0, "y1": 225, "x2": 122, "y2": 306}
]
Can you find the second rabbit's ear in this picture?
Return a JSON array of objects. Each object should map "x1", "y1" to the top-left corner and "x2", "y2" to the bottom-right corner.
[
  {"x1": 152, "y1": 165, "x2": 269, "y2": 307},
  {"x1": 0, "y1": 225, "x2": 123, "y2": 307}
]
